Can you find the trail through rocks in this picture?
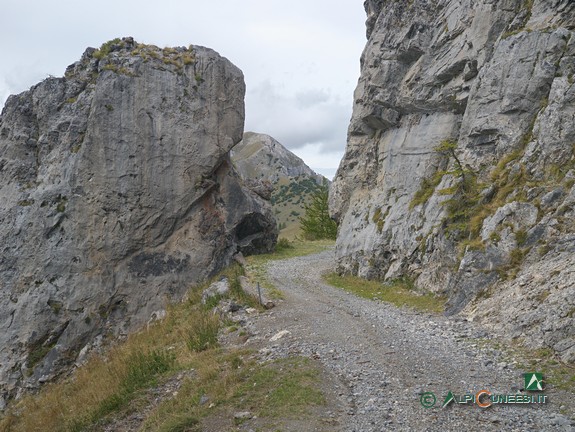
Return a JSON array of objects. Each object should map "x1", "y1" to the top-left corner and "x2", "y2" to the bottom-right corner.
[{"x1": 243, "y1": 249, "x2": 574, "y2": 431}]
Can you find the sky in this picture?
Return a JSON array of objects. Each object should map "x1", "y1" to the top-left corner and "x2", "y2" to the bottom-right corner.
[{"x1": 0, "y1": 0, "x2": 367, "y2": 179}]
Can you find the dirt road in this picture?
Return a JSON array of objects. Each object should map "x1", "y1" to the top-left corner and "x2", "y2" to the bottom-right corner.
[{"x1": 248, "y1": 249, "x2": 573, "y2": 431}]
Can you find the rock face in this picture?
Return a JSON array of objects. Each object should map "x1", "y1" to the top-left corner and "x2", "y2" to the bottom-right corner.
[
  {"x1": 232, "y1": 132, "x2": 326, "y2": 235},
  {"x1": 331, "y1": 1, "x2": 575, "y2": 361},
  {"x1": 0, "y1": 37, "x2": 277, "y2": 402},
  {"x1": 232, "y1": 132, "x2": 324, "y2": 184}
]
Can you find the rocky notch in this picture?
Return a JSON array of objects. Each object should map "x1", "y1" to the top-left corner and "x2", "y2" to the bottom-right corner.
[
  {"x1": 0, "y1": 37, "x2": 277, "y2": 404},
  {"x1": 330, "y1": 1, "x2": 575, "y2": 361},
  {"x1": 232, "y1": 132, "x2": 326, "y2": 235}
]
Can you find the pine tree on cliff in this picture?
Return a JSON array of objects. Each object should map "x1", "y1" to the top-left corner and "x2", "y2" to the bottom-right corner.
[{"x1": 299, "y1": 181, "x2": 337, "y2": 240}]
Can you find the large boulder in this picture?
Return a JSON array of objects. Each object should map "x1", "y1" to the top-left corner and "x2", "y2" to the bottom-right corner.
[{"x1": 0, "y1": 37, "x2": 277, "y2": 403}]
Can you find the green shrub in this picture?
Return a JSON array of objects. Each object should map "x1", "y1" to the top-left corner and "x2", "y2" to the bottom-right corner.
[
  {"x1": 489, "y1": 231, "x2": 501, "y2": 244},
  {"x1": 93, "y1": 38, "x2": 122, "y2": 60},
  {"x1": 275, "y1": 238, "x2": 294, "y2": 252},
  {"x1": 409, "y1": 171, "x2": 444, "y2": 209}
]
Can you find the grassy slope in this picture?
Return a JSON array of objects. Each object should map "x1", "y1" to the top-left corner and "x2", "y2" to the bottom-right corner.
[{"x1": 272, "y1": 176, "x2": 323, "y2": 239}]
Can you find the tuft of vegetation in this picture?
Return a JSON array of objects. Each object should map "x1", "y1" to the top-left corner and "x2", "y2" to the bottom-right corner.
[
  {"x1": 410, "y1": 139, "x2": 465, "y2": 210},
  {"x1": 409, "y1": 171, "x2": 445, "y2": 209},
  {"x1": 93, "y1": 38, "x2": 123, "y2": 60},
  {"x1": 299, "y1": 181, "x2": 337, "y2": 240},
  {"x1": 371, "y1": 206, "x2": 390, "y2": 233},
  {"x1": 55, "y1": 195, "x2": 67, "y2": 213},
  {"x1": 496, "y1": 247, "x2": 529, "y2": 280},
  {"x1": 26, "y1": 338, "x2": 57, "y2": 372},
  {"x1": 324, "y1": 273, "x2": 445, "y2": 314},
  {"x1": 275, "y1": 237, "x2": 294, "y2": 252},
  {"x1": 515, "y1": 228, "x2": 528, "y2": 246},
  {"x1": 186, "y1": 312, "x2": 220, "y2": 352},
  {"x1": 48, "y1": 300, "x2": 63, "y2": 315}
]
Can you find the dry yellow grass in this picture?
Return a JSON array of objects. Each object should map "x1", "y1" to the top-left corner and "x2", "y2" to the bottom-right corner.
[
  {"x1": 0, "y1": 307, "x2": 189, "y2": 432},
  {"x1": 0, "y1": 268, "x2": 227, "y2": 432}
]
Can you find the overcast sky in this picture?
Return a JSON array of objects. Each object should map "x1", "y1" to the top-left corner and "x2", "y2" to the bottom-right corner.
[{"x1": 0, "y1": 0, "x2": 367, "y2": 178}]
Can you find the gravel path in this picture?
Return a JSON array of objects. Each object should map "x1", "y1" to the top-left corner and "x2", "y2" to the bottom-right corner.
[{"x1": 246, "y1": 249, "x2": 574, "y2": 431}]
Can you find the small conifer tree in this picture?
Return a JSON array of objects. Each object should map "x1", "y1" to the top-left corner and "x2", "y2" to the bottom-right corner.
[{"x1": 299, "y1": 181, "x2": 337, "y2": 240}]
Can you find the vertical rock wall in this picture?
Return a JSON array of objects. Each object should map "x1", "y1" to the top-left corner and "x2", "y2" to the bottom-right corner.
[{"x1": 331, "y1": 1, "x2": 575, "y2": 361}]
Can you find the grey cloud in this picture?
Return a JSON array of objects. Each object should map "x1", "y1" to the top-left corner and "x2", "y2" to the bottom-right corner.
[
  {"x1": 295, "y1": 89, "x2": 330, "y2": 108},
  {"x1": 1, "y1": 0, "x2": 366, "y2": 172},
  {"x1": 245, "y1": 81, "x2": 350, "y2": 153}
]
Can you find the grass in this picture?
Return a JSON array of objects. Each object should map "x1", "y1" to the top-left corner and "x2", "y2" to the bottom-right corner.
[
  {"x1": 139, "y1": 355, "x2": 325, "y2": 431},
  {"x1": 232, "y1": 357, "x2": 325, "y2": 418},
  {"x1": 515, "y1": 228, "x2": 528, "y2": 246},
  {"x1": 410, "y1": 170, "x2": 445, "y2": 209},
  {"x1": 1, "y1": 338, "x2": 178, "y2": 432},
  {"x1": 185, "y1": 312, "x2": 220, "y2": 352},
  {"x1": 324, "y1": 273, "x2": 446, "y2": 314}
]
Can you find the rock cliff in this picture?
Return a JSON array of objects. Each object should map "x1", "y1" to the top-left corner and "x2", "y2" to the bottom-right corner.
[
  {"x1": 331, "y1": 1, "x2": 575, "y2": 361},
  {"x1": 232, "y1": 132, "x2": 326, "y2": 236},
  {"x1": 0, "y1": 37, "x2": 277, "y2": 405}
]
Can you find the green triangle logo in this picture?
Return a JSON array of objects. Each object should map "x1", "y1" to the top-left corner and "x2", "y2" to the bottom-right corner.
[
  {"x1": 524, "y1": 373, "x2": 544, "y2": 391},
  {"x1": 442, "y1": 391, "x2": 455, "y2": 408}
]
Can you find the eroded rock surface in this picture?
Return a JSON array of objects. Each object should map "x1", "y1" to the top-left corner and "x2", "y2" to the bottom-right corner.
[
  {"x1": 331, "y1": 1, "x2": 575, "y2": 360},
  {"x1": 0, "y1": 37, "x2": 277, "y2": 403}
]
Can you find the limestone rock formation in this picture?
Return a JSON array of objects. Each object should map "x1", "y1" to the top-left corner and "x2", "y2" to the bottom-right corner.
[
  {"x1": 331, "y1": 1, "x2": 575, "y2": 361},
  {"x1": 0, "y1": 37, "x2": 277, "y2": 404},
  {"x1": 232, "y1": 132, "x2": 324, "y2": 184},
  {"x1": 232, "y1": 132, "x2": 326, "y2": 236}
]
